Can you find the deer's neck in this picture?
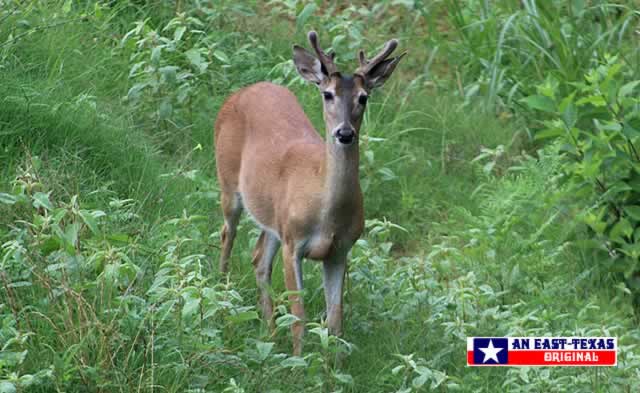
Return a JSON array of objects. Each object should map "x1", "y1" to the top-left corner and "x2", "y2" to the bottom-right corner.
[{"x1": 323, "y1": 140, "x2": 360, "y2": 216}]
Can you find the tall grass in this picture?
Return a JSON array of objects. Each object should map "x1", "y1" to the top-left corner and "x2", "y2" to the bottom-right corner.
[{"x1": 445, "y1": 0, "x2": 640, "y2": 114}]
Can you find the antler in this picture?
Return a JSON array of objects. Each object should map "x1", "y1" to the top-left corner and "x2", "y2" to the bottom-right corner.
[
  {"x1": 355, "y1": 39, "x2": 398, "y2": 76},
  {"x1": 308, "y1": 31, "x2": 337, "y2": 76}
]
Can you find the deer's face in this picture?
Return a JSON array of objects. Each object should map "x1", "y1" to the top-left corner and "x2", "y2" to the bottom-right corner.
[
  {"x1": 320, "y1": 75, "x2": 368, "y2": 146},
  {"x1": 293, "y1": 31, "x2": 405, "y2": 147}
]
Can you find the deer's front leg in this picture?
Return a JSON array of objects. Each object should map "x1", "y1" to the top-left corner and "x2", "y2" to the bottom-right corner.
[
  {"x1": 283, "y1": 243, "x2": 305, "y2": 355},
  {"x1": 323, "y1": 254, "x2": 347, "y2": 336}
]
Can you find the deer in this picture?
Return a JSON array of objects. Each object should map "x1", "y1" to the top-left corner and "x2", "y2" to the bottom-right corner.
[{"x1": 214, "y1": 31, "x2": 404, "y2": 355}]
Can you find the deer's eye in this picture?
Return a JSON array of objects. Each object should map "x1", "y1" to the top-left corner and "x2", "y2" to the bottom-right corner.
[
  {"x1": 358, "y1": 95, "x2": 368, "y2": 105},
  {"x1": 322, "y1": 91, "x2": 334, "y2": 101}
]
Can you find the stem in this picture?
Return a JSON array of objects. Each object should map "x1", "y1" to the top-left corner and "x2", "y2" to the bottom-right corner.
[
  {"x1": 600, "y1": 92, "x2": 640, "y2": 161},
  {"x1": 627, "y1": 139, "x2": 640, "y2": 161},
  {"x1": 0, "y1": 271, "x2": 20, "y2": 328},
  {"x1": 563, "y1": 122, "x2": 581, "y2": 156},
  {"x1": 0, "y1": 18, "x2": 81, "y2": 48},
  {"x1": 0, "y1": 3, "x2": 19, "y2": 26},
  {"x1": 151, "y1": 307, "x2": 155, "y2": 393}
]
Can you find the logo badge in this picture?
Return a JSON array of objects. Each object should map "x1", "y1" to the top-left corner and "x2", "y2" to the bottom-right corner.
[{"x1": 467, "y1": 337, "x2": 617, "y2": 366}]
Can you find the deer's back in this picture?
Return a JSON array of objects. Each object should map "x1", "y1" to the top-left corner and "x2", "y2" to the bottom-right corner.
[
  {"x1": 215, "y1": 82, "x2": 321, "y2": 149},
  {"x1": 215, "y1": 81, "x2": 324, "y2": 185}
]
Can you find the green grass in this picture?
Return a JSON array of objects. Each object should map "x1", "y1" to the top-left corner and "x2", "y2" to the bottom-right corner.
[{"x1": 1, "y1": 1, "x2": 640, "y2": 392}]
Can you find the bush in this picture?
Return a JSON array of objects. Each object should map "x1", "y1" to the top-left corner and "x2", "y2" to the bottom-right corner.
[{"x1": 523, "y1": 55, "x2": 640, "y2": 292}]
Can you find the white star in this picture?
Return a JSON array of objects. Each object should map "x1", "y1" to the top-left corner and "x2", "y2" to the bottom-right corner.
[{"x1": 479, "y1": 340, "x2": 503, "y2": 363}]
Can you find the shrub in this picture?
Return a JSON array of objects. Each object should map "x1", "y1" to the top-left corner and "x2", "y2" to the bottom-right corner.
[{"x1": 523, "y1": 55, "x2": 640, "y2": 294}]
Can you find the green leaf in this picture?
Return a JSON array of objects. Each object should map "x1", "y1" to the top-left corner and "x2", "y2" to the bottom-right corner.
[
  {"x1": 226, "y1": 310, "x2": 259, "y2": 324},
  {"x1": 431, "y1": 369, "x2": 447, "y2": 388},
  {"x1": 127, "y1": 82, "x2": 147, "y2": 101},
  {"x1": 40, "y1": 237, "x2": 61, "y2": 255},
  {"x1": 635, "y1": 227, "x2": 640, "y2": 243},
  {"x1": 413, "y1": 373, "x2": 428, "y2": 388},
  {"x1": 331, "y1": 34, "x2": 345, "y2": 50},
  {"x1": 334, "y1": 372, "x2": 354, "y2": 385},
  {"x1": 79, "y1": 210, "x2": 100, "y2": 234},
  {"x1": 33, "y1": 192, "x2": 53, "y2": 211},
  {"x1": 8, "y1": 281, "x2": 31, "y2": 288},
  {"x1": 623, "y1": 123, "x2": 640, "y2": 139},
  {"x1": 159, "y1": 66, "x2": 178, "y2": 85},
  {"x1": 558, "y1": 92, "x2": 575, "y2": 113},
  {"x1": 52, "y1": 208, "x2": 67, "y2": 224},
  {"x1": 576, "y1": 95, "x2": 606, "y2": 107},
  {"x1": 256, "y1": 341, "x2": 274, "y2": 361},
  {"x1": 571, "y1": 0, "x2": 585, "y2": 15},
  {"x1": 537, "y1": 77, "x2": 559, "y2": 98},
  {"x1": 182, "y1": 297, "x2": 201, "y2": 319},
  {"x1": 583, "y1": 211, "x2": 607, "y2": 235},
  {"x1": 64, "y1": 222, "x2": 80, "y2": 249},
  {"x1": 213, "y1": 50, "x2": 229, "y2": 64},
  {"x1": 521, "y1": 95, "x2": 555, "y2": 113},
  {"x1": 46, "y1": 263, "x2": 65, "y2": 273},
  {"x1": 159, "y1": 99, "x2": 172, "y2": 120},
  {"x1": 392, "y1": 365, "x2": 405, "y2": 375},
  {"x1": 185, "y1": 49, "x2": 207, "y2": 73},
  {"x1": 281, "y1": 356, "x2": 307, "y2": 368},
  {"x1": 174, "y1": 26, "x2": 186, "y2": 42},
  {"x1": 309, "y1": 327, "x2": 329, "y2": 349},
  {"x1": 150, "y1": 46, "x2": 161, "y2": 66},
  {"x1": 107, "y1": 233, "x2": 130, "y2": 244},
  {"x1": 62, "y1": 0, "x2": 72, "y2": 14},
  {"x1": 483, "y1": 161, "x2": 495, "y2": 175},
  {"x1": 534, "y1": 127, "x2": 563, "y2": 140},
  {"x1": 296, "y1": 3, "x2": 317, "y2": 32},
  {"x1": 275, "y1": 313, "x2": 299, "y2": 328},
  {"x1": 378, "y1": 167, "x2": 397, "y2": 180},
  {"x1": 0, "y1": 192, "x2": 16, "y2": 205},
  {"x1": 595, "y1": 119, "x2": 621, "y2": 132},
  {"x1": 561, "y1": 101, "x2": 578, "y2": 128},
  {"x1": 622, "y1": 242, "x2": 640, "y2": 261},
  {"x1": 0, "y1": 381, "x2": 17, "y2": 393},
  {"x1": 610, "y1": 218, "x2": 633, "y2": 243},
  {"x1": 94, "y1": 3, "x2": 103, "y2": 20},
  {"x1": 623, "y1": 206, "x2": 640, "y2": 221},
  {"x1": 619, "y1": 80, "x2": 640, "y2": 99}
]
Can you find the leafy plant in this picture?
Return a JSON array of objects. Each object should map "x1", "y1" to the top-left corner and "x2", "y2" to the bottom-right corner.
[
  {"x1": 523, "y1": 55, "x2": 640, "y2": 291},
  {"x1": 121, "y1": 14, "x2": 217, "y2": 126}
]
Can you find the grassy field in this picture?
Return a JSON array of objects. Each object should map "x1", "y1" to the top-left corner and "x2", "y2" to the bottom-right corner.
[{"x1": 1, "y1": 1, "x2": 640, "y2": 392}]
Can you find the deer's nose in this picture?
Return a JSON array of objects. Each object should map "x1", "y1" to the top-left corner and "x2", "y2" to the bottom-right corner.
[{"x1": 334, "y1": 127, "x2": 355, "y2": 145}]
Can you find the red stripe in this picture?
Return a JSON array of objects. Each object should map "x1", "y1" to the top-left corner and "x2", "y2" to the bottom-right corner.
[
  {"x1": 468, "y1": 350, "x2": 616, "y2": 366},
  {"x1": 510, "y1": 350, "x2": 616, "y2": 365}
]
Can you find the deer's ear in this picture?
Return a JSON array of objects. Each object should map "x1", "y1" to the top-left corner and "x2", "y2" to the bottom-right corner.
[
  {"x1": 293, "y1": 45, "x2": 327, "y2": 85},
  {"x1": 364, "y1": 52, "x2": 406, "y2": 90}
]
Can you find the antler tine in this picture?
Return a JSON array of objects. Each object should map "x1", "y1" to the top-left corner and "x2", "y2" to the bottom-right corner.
[
  {"x1": 358, "y1": 50, "x2": 368, "y2": 68},
  {"x1": 356, "y1": 39, "x2": 399, "y2": 75},
  {"x1": 308, "y1": 31, "x2": 338, "y2": 75}
]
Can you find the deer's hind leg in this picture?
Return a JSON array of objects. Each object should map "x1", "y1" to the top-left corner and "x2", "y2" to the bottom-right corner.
[
  {"x1": 219, "y1": 192, "x2": 243, "y2": 274},
  {"x1": 282, "y1": 242, "x2": 305, "y2": 355},
  {"x1": 252, "y1": 230, "x2": 280, "y2": 329}
]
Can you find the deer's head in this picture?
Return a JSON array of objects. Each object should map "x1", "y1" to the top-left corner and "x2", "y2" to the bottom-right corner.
[{"x1": 293, "y1": 31, "x2": 405, "y2": 146}]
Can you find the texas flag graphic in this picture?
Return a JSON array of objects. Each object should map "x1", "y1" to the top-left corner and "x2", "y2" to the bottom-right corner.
[{"x1": 467, "y1": 337, "x2": 617, "y2": 366}]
